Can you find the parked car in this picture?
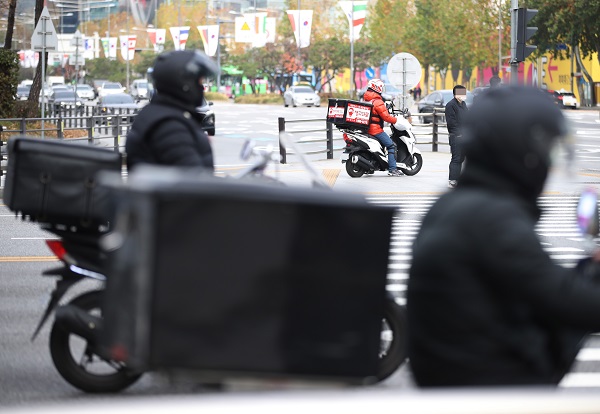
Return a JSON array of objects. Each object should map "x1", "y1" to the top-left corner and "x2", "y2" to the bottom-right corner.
[
  {"x1": 48, "y1": 90, "x2": 84, "y2": 114},
  {"x1": 196, "y1": 98, "x2": 215, "y2": 136},
  {"x1": 283, "y1": 85, "x2": 321, "y2": 107},
  {"x1": 16, "y1": 85, "x2": 30, "y2": 100},
  {"x1": 92, "y1": 79, "x2": 109, "y2": 96},
  {"x1": 417, "y1": 89, "x2": 474, "y2": 123},
  {"x1": 549, "y1": 89, "x2": 579, "y2": 109},
  {"x1": 74, "y1": 84, "x2": 96, "y2": 100},
  {"x1": 98, "y1": 82, "x2": 125, "y2": 98},
  {"x1": 130, "y1": 79, "x2": 149, "y2": 101},
  {"x1": 96, "y1": 93, "x2": 139, "y2": 124}
]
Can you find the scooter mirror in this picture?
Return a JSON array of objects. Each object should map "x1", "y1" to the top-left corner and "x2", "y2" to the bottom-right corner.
[
  {"x1": 240, "y1": 140, "x2": 255, "y2": 161},
  {"x1": 577, "y1": 188, "x2": 599, "y2": 237}
]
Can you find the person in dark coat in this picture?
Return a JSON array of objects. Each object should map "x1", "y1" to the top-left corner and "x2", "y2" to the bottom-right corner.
[
  {"x1": 126, "y1": 50, "x2": 219, "y2": 171},
  {"x1": 445, "y1": 85, "x2": 469, "y2": 188},
  {"x1": 407, "y1": 86, "x2": 600, "y2": 387}
]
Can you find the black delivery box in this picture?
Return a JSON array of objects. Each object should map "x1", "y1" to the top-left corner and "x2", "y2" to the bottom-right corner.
[
  {"x1": 4, "y1": 137, "x2": 122, "y2": 225},
  {"x1": 326, "y1": 98, "x2": 373, "y2": 132},
  {"x1": 103, "y1": 167, "x2": 395, "y2": 384}
]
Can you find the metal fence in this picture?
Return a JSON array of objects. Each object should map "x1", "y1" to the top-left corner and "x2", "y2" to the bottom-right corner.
[{"x1": 277, "y1": 108, "x2": 449, "y2": 164}]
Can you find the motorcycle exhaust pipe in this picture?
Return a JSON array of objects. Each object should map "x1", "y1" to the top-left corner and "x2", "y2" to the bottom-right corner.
[{"x1": 351, "y1": 154, "x2": 374, "y2": 171}]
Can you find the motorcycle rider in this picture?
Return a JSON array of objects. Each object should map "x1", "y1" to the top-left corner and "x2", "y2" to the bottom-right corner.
[
  {"x1": 54, "y1": 50, "x2": 219, "y2": 362},
  {"x1": 126, "y1": 49, "x2": 219, "y2": 171},
  {"x1": 363, "y1": 79, "x2": 411, "y2": 177},
  {"x1": 407, "y1": 86, "x2": 600, "y2": 387}
]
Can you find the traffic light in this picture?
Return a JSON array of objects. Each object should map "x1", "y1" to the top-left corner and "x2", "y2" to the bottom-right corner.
[{"x1": 516, "y1": 8, "x2": 538, "y2": 62}]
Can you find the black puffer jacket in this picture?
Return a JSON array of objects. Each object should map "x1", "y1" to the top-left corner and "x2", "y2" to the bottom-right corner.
[
  {"x1": 125, "y1": 93, "x2": 214, "y2": 171},
  {"x1": 407, "y1": 87, "x2": 600, "y2": 387},
  {"x1": 444, "y1": 97, "x2": 468, "y2": 136}
]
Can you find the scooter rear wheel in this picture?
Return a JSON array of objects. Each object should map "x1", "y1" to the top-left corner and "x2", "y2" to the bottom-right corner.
[
  {"x1": 376, "y1": 298, "x2": 408, "y2": 381},
  {"x1": 345, "y1": 159, "x2": 366, "y2": 178},
  {"x1": 49, "y1": 290, "x2": 142, "y2": 393}
]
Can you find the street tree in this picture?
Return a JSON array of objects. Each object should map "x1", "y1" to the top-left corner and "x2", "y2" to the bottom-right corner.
[
  {"x1": 525, "y1": 0, "x2": 599, "y2": 102},
  {"x1": 305, "y1": 37, "x2": 348, "y2": 93},
  {"x1": 229, "y1": 44, "x2": 283, "y2": 94},
  {"x1": 2, "y1": 0, "x2": 17, "y2": 49}
]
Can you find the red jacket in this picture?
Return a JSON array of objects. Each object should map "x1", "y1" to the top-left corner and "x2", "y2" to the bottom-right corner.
[{"x1": 364, "y1": 90, "x2": 397, "y2": 135}]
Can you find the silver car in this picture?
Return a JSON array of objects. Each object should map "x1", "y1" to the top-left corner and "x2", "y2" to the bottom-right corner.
[
  {"x1": 74, "y1": 84, "x2": 96, "y2": 100},
  {"x1": 283, "y1": 85, "x2": 321, "y2": 107}
]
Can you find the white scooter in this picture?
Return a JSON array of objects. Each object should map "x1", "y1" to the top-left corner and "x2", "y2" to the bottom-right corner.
[{"x1": 340, "y1": 105, "x2": 423, "y2": 177}]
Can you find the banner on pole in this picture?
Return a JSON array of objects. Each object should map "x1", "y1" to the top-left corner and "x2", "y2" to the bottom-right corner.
[
  {"x1": 119, "y1": 35, "x2": 137, "y2": 61},
  {"x1": 338, "y1": 1, "x2": 368, "y2": 39},
  {"x1": 197, "y1": 25, "x2": 219, "y2": 56},
  {"x1": 169, "y1": 26, "x2": 190, "y2": 51},
  {"x1": 286, "y1": 10, "x2": 313, "y2": 48}
]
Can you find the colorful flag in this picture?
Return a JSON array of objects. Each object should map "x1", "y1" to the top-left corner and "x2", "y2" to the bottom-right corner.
[
  {"x1": 338, "y1": 1, "x2": 368, "y2": 39},
  {"x1": 287, "y1": 10, "x2": 313, "y2": 48},
  {"x1": 235, "y1": 16, "x2": 254, "y2": 43},
  {"x1": 147, "y1": 28, "x2": 166, "y2": 52},
  {"x1": 119, "y1": 35, "x2": 137, "y2": 61},
  {"x1": 101, "y1": 37, "x2": 118, "y2": 59},
  {"x1": 169, "y1": 26, "x2": 190, "y2": 51},
  {"x1": 265, "y1": 17, "x2": 276, "y2": 44},
  {"x1": 197, "y1": 25, "x2": 219, "y2": 56}
]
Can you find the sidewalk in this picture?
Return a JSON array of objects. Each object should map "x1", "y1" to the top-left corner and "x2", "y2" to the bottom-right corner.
[{"x1": 259, "y1": 150, "x2": 583, "y2": 197}]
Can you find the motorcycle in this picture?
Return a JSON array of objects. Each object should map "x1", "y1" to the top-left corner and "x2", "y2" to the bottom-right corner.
[
  {"x1": 28, "y1": 136, "x2": 407, "y2": 393},
  {"x1": 340, "y1": 103, "x2": 423, "y2": 178}
]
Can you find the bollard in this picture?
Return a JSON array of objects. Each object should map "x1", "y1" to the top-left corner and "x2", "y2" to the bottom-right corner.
[
  {"x1": 87, "y1": 116, "x2": 94, "y2": 145},
  {"x1": 432, "y1": 109, "x2": 439, "y2": 152},
  {"x1": 278, "y1": 117, "x2": 287, "y2": 164},
  {"x1": 326, "y1": 121, "x2": 333, "y2": 159},
  {"x1": 57, "y1": 111, "x2": 64, "y2": 139}
]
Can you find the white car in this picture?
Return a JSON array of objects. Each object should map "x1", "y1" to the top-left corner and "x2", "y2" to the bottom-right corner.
[
  {"x1": 99, "y1": 82, "x2": 126, "y2": 98},
  {"x1": 74, "y1": 84, "x2": 96, "y2": 100},
  {"x1": 283, "y1": 85, "x2": 321, "y2": 107}
]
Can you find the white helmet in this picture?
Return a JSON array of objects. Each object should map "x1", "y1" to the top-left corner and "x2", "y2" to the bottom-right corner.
[{"x1": 367, "y1": 78, "x2": 385, "y2": 94}]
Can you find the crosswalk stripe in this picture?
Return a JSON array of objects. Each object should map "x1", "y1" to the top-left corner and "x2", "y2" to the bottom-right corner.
[{"x1": 371, "y1": 194, "x2": 600, "y2": 388}]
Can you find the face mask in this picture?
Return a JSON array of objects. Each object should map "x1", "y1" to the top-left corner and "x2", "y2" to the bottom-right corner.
[{"x1": 456, "y1": 95, "x2": 467, "y2": 102}]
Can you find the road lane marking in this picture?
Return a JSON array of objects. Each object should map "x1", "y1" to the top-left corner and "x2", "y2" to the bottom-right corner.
[{"x1": 0, "y1": 256, "x2": 57, "y2": 262}]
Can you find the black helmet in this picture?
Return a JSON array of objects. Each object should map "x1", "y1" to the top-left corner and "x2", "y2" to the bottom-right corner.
[
  {"x1": 152, "y1": 50, "x2": 219, "y2": 107},
  {"x1": 461, "y1": 86, "x2": 569, "y2": 200}
]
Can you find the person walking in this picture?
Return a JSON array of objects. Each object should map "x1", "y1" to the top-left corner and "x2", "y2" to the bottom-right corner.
[
  {"x1": 445, "y1": 85, "x2": 469, "y2": 188},
  {"x1": 407, "y1": 87, "x2": 600, "y2": 387},
  {"x1": 363, "y1": 78, "x2": 411, "y2": 177}
]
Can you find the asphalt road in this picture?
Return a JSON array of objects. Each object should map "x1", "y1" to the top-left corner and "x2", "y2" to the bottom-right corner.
[{"x1": 0, "y1": 103, "x2": 599, "y2": 406}]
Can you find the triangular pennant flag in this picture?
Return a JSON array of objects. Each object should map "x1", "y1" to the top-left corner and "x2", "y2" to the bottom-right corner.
[
  {"x1": 119, "y1": 35, "x2": 136, "y2": 61},
  {"x1": 169, "y1": 26, "x2": 190, "y2": 51},
  {"x1": 286, "y1": 10, "x2": 313, "y2": 48},
  {"x1": 338, "y1": 1, "x2": 368, "y2": 39},
  {"x1": 197, "y1": 25, "x2": 219, "y2": 56}
]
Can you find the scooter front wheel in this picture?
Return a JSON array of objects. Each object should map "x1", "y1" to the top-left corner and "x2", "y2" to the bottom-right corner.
[
  {"x1": 49, "y1": 290, "x2": 142, "y2": 393},
  {"x1": 345, "y1": 159, "x2": 366, "y2": 178},
  {"x1": 398, "y1": 153, "x2": 423, "y2": 176}
]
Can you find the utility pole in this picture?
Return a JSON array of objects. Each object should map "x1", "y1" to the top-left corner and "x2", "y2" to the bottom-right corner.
[{"x1": 510, "y1": 0, "x2": 518, "y2": 84}]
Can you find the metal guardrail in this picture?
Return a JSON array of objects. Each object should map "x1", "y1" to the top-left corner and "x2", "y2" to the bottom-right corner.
[{"x1": 277, "y1": 108, "x2": 449, "y2": 164}]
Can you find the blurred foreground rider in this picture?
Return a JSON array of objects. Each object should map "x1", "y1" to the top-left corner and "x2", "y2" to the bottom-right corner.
[
  {"x1": 407, "y1": 87, "x2": 600, "y2": 387},
  {"x1": 126, "y1": 50, "x2": 219, "y2": 171}
]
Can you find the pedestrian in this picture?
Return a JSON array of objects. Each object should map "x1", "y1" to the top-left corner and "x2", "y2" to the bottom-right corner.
[
  {"x1": 126, "y1": 50, "x2": 219, "y2": 171},
  {"x1": 362, "y1": 78, "x2": 412, "y2": 177},
  {"x1": 489, "y1": 75, "x2": 501, "y2": 88},
  {"x1": 415, "y1": 85, "x2": 422, "y2": 100},
  {"x1": 445, "y1": 85, "x2": 469, "y2": 188},
  {"x1": 407, "y1": 86, "x2": 600, "y2": 387}
]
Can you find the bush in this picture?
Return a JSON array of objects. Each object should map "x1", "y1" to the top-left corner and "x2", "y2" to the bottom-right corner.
[
  {"x1": 205, "y1": 92, "x2": 230, "y2": 101},
  {"x1": 234, "y1": 94, "x2": 284, "y2": 105}
]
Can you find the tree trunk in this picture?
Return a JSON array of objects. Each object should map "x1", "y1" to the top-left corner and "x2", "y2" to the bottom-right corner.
[
  {"x1": 3, "y1": 0, "x2": 18, "y2": 49},
  {"x1": 574, "y1": 44, "x2": 596, "y2": 107},
  {"x1": 27, "y1": 0, "x2": 46, "y2": 116}
]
